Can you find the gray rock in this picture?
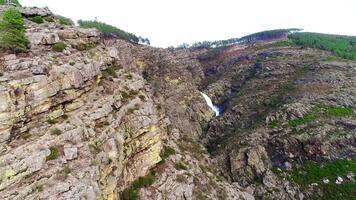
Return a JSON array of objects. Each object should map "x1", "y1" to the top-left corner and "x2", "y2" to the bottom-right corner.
[{"x1": 64, "y1": 146, "x2": 78, "y2": 160}]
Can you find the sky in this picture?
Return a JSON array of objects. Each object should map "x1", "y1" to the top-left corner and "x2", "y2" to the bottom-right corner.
[{"x1": 20, "y1": 0, "x2": 356, "y2": 47}]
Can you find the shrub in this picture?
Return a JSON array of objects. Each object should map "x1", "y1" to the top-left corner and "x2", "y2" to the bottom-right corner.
[
  {"x1": 174, "y1": 161, "x2": 188, "y2": 170},
  {"x1": 58, "y1": 16, "x2": 74, "y2": 25},
  {"x1": 0, "y1": 8, "x2": 29, "y2": 53},
  {"x1": 160, "y1": 145, "x2": 176, "y2": 161},
  {"x1": 63, "y1": 165, "x2": 71, "y2": 178},
  {"x1": 121, "y1": 173, "x2": 155, "y2": 200},
  {"x1": 50, "y1": 128, "x2": 62, "y2": 135},
  {"x1": 30, "y1": 16, "x2": 44, "y2": 24},
  {"x1": 46, "y1": 146, "x2": 59, "y2": 161},
  {"x1": 43, "y1": 16, "x2": 55, "y2": 22},
  {"x1": 101, "y1": 66, "x2": 117, "y2": 78},
  {"x1": 52, "y1": 42, "x2": 66, "y2": 52},
  {"x1": 74, "y1": 42, "x2": 95, "y2": 51}
]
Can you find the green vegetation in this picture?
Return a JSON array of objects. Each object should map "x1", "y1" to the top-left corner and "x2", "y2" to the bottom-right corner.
[
  {"x1": 52, "y1": 42, "x2": 66, "y2": 52},
  {"x1": 43, "y1": 16, "x2": 55, "y2": 22},
  {"x1": 101, "y1": 66, "x2": 118, "y2": 78},
  {"x1": 290, "y1": 159, "x2": 356, "y2": 200},
  {"x1": 325, "y1": 106, "x2": 354, "y2": 117},
  {"x1": 62, "y1": 165, "x2": 71, "y2": 179},
  {"x1": 78, "y1": 20, "x2": 150, "y2": 44},
  {"x1": 47, "y1": 118, "x2": 58, "y2": 124},
  {"x1": 74, "y1": 42, "x2": 95, "y2": 51},
  {"x1": 255, "y1": 40, "x2": 294, "y2": 50},
  {"x1": 174, "y1": 161, "x2": 188, "y2": 170},
  {"x1": 288, "y1": 113, "x2": 317, "y2": 127},
  {"x1": 176, "y1": 174, "x2": 186, "y2": 183},
  {"x1": 121, "y1": 173, "x2": 155, "y2": 200},
  {"x1": 160, "y1": 145, "x2": 176, "y2": 161},
  {"x1": 46, "y1": 146, "x2": 59, "y2": 161},
  {"x1": 0, "y1": 8, "x2": 29, "y2": 53},
  {"x1": 50, "y1": 128, "x2": 62, "y2": 136},
  {"x1": 58, "y1": 16, "x2": 73, "y2": 25},
  {"x1": 0, "y1": 0, "x2": 21, "y2": 6},
  {"x1": 30, "y1": 16, "x2": 44, "y2": 24},
  {"x1": 35, "y1": 184, "x2": 44, "y2": 192},
  {"x1": 289, "y1": 32, "x2": 356, "y2": 60},
  {"x1": 240, "y1": 28, "x2": 300, "y2": 43}
]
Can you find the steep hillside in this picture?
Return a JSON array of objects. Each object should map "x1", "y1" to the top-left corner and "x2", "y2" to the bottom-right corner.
[{"x1": 0, "y1": 5, "x2": 355, "y2": 200}]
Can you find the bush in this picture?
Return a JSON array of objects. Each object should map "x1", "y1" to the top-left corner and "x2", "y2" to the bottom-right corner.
[
  {"x1": 52, "y1": 42, "x2": 66, "y2": 52},
  {"x1": 30, "y1": 16, "x2": 44, "y2": 24},
  {"x1": 50, "y1": 128, "x2": 62, "y2": 135},
  {"x1": 160, "y1": 145, "x2": 176, "y2": 161},
  {"x1": 58, "y1": 16, "x2": 74, "y2": 25},
  {"x1": 46, "y1": 146, "x2": 59, "y2": 161},
  {"x1": 174, "y1": 161, "x2": 188, "y2": 170},
  {"x1": 74, "y1": 42, "x2": 95, "y2": 51},
  {"x1": 0, "y1": 8, "x2": 29, "y2": 53},
  {"x1": 121, "y1": 173, "x2": 155, "y2": 200}
]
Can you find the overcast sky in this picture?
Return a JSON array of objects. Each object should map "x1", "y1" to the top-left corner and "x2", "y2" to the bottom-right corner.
[{"x1": 20, "y1": 0, "x2": 356, "y2": 47}]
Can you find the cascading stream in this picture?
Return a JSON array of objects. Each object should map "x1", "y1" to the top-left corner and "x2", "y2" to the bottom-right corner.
[{"x1": 200, "y1": 92, "x2": 220, "y2": 116}]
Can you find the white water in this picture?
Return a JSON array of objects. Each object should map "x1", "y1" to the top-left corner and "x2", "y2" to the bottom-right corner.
[{"x1": 200, "y1": 92, "x2": 220, "y2": 116}]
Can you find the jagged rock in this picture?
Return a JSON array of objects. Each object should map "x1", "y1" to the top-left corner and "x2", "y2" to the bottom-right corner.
[
  {"x1": 335, "y1": 176, "x2": 343, "y2": 184},
  {"x1": 20, "y1": 7, "x2": 52, "y2": 16}
]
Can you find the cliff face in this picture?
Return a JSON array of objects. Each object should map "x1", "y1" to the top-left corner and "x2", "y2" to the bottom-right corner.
[
  {"x1": 0, "y1": 6, "x2": 167, "y2": 200},
  {"x1": 0, "y1": 5, "x2": 355, "y2": 200}
]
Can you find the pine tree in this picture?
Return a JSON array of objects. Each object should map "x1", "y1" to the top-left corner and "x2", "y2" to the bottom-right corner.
[{"x1": 0, "y1": 8, "x2": 29, "y2": 53}]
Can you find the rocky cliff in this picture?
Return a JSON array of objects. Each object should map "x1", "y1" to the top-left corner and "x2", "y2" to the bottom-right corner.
[{"x1": 0, "y1": 5, "x2": 355, "y2": 200}]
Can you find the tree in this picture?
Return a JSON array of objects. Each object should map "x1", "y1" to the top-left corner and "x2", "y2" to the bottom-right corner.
[{"x1": 0, "y1": 8, "x2": 29, "y2": 53}]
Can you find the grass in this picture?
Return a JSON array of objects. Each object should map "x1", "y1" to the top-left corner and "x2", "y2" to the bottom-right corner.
[
  {"x1": 290, "y1": 159, "x2": 356, "y2": 200},
  {"x1": 46, "y1": 146, "x2": 59, "y2": 161},
  {"x1": 325, "y1": 106, "x2": 354, "y2": 117},
  {"x1": 121, "y1": 173, "x2": 155, "y2": 200},
  {"x1": 50, "y1": 128, "x2": 62, "y2": 135},
  {"x1": 52, "y1": 42, "x2": 66, "y2": 52},
  {"x1": 174, "y1": 161, "x2": 188, "y2": 171},
  {"x1": 288, "y1": 113, "x2": 318, "y2": 127}
]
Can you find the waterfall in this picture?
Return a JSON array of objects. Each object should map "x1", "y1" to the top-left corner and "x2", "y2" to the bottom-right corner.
[{"x1": 200, "y1": 92, "x2": 220, "y2": 116}]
